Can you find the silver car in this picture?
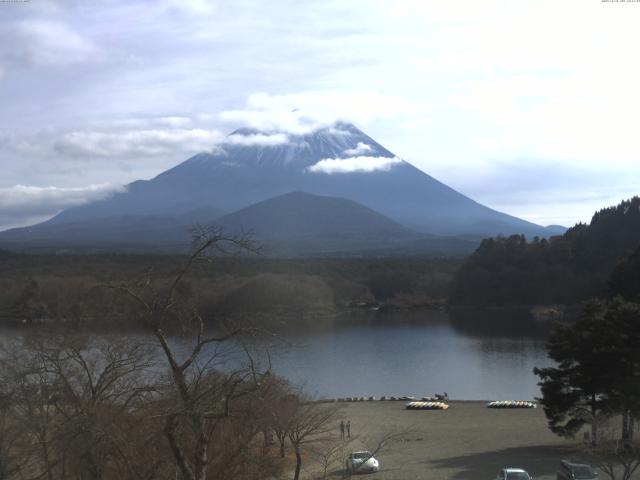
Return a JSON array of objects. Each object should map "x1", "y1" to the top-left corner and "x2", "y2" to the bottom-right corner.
[
  {"x1": 346, "y1": 451, "x2": 380, "y2": 474},
  {"x1": 496, "y1": 468, "x2": 533, "y2": 480}
]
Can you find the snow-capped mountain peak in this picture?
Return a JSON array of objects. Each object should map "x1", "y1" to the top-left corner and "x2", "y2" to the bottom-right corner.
[
  {"x1": 173, "y1": 122, "x2": 396, "y2": 173},
  {"x1": 12, "y1": 122, "x2": 552, "y2": 240}
]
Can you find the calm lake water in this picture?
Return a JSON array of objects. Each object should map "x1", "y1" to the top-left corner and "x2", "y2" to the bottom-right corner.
[
  {"x1": 268, "y1": 310, "x2": 552, "y2": 401},
  {"x1": 0, "y1": 309, "x2": 553, "y2": 401}
]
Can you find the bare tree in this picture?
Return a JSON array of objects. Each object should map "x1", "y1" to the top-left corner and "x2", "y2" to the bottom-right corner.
[
  {"x1": 0, "y1": 334, "x2": 164, "y2": 480},
  {"x1": 264, "y1": 379, "x2": 299, "y2": 459},
  {"x1": 2, "y1": 340, "x2": 65, "y2": 480},
  {"x1": 0, "y1": 227, "x2": 288, "y2": 480},
  {"x1": 307, "y1": 437, "x2": 353, "y2": 480},
  {"x1": 42, "y1": 336, "x2": 159, "y2": 480},
  {"x1": 344, "y1": 425, "x2": 418, "y2": 477},
  {"x1": 585, "y1": 422, "x2": 640, "y2": 480},
  {"x1": 0, "y1": 381, "x2": 27, "y2": 480},
  {"x1": 110, "y1": 227, "x2": 273, "y2": 480},
  {"x1": 287, "y1": 400, "x2": 342, "y2": 480}
]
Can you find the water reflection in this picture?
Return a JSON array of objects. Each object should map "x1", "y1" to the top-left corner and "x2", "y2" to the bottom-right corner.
[
  {"x1": 0, "y1": 309, "x2": 554, "y2": 401},
  {"x1": 449, "y1": 306, "x2": 552, "y2": 339},
  {"x1": 270, "y1": 310, "x2": 552, "y2": 400}
]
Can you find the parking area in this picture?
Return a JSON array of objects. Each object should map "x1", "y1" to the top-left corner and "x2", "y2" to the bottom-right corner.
[{"x1": 318, "y1": 401, "x2": 588, "y2": 480}]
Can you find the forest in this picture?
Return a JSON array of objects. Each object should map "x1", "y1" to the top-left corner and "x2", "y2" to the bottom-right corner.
[
  {"x1": 3, "y1": 197, "x2": 640, "y2": 331},
  {"x1": 451, "y1": 197, "x2": 640, "y2": 306},
  {"x1": 0, "y1": 249, "x2": 459, "y2": 330}
]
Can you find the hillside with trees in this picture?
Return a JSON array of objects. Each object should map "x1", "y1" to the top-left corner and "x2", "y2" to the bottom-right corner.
[{"x1": 451, "y1": 197, "x2": 640, "y2": 306}]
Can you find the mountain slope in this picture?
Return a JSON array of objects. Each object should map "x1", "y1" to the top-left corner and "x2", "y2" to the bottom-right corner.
[
  {"x1": 216, "y1": 191, "x2": 418, "y2": 255},
  {"x1": 214, "y1": 191, "x2": 477, "y2": 256},
  {"x1": 218, "y1": 191, "x2": 413, "y2": 238},
  {"x1": 36, "y1": 123, "x2": 553, "y2": 237},
  {"x1": 0, "y1": 191, "x2": 478, "y2": 256},
  {"x1": 0, "y1": 214, "x2": 196, "y2": 252},
  {"x1": 0, "y1": 122, "x2": 562, "y2": 254}
]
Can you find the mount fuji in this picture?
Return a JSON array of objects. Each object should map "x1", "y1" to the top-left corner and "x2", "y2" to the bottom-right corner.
[{"x1": 0, "y1": 123, "x2": 563, "y2": 255}]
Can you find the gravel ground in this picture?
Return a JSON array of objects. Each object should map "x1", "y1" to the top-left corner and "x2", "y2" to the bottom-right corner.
[{"x1": 307, "y1": 400, "x2": 590, "y2": 480}]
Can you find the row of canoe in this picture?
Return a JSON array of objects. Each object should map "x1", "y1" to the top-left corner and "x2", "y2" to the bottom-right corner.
[
  {"x1": 486, "y1": 401, "x2": 537, "y2": 409},
  {"x1": 404, "y1": 400, "x2": 538, "y2": 410},
  {"x1": 405, "y1": 401, "x2": 450, "y2": 410}
]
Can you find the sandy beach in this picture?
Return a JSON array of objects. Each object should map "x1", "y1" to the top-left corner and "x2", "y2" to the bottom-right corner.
[{"x1": 308, "y1": 400, "x2": 589, "y2": 480}]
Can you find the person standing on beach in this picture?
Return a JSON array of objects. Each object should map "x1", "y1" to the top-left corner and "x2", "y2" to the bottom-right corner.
[
  {"x1": 340, "y1": 420, "x2": 345, "y2": 439},
  {"x1": 347, "y1": 420, "x2": 351, "y2": 438}
]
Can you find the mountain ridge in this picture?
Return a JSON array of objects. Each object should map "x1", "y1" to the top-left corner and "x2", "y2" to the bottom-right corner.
[
  {"x1": 0, "y1": 191, "x2": 479, "y2": 256},
  {"x1": 0, "y1": 122, "x2": 565, "y2": 255}
]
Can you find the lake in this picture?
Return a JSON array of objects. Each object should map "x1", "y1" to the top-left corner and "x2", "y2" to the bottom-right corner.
[
  {"x1": 267, "y1": 309, "x2": 552, "y2": 401},
  {"x1": 0, "y1": 308, "x2": 553, "y2": 401}
]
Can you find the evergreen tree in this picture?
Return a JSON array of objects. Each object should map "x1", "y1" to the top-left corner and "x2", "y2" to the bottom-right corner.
[
  {"x1": 535, "y1": 299, "x2": 640, "y2": 445},
  {"x1": 534, "y1": 300, "x2": 614, "y2": 445},
  {"x1": 610, "y1": 246, "x2": 640, "y2": 302},
  {"x1": 603, "y1": 299, "x2": 640, "y2": 442}
]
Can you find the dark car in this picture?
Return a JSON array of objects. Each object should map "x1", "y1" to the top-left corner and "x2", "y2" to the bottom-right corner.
[{"x1": 557, "y1": 460, "x2": 598, "y2": 480}]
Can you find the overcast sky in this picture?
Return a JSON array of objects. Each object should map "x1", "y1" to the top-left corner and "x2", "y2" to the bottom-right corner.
[{"x1": 1, "y1": 0, "x2": 639, "y2": 230}]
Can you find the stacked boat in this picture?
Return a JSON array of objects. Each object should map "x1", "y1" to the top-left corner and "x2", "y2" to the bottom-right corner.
[
  {"x1": 405, "y1": 401, "x2": 449, "y2": 410},
  {"x1": 486, "y1": 400, "x2": 536, "y2": 409}
]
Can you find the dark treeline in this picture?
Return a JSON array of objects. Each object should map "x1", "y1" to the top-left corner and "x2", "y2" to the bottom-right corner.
[
  {"x1": 528, "y1": 213, "x2": 640, "y2": 476},
  {"x1": 0, "y1": 253, "x2": 460, "y2": 329},
  {"x1": 451, "y1": 196, "x2": 640, "y2": 306}
]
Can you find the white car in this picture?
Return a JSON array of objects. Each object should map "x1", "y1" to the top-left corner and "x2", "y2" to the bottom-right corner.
[
  {"x1": 346, "y1": 451, "x2": 380, "y2": 474},
  {"x1": 496, "y1": 468, "x2": 533, "y2": 480}
]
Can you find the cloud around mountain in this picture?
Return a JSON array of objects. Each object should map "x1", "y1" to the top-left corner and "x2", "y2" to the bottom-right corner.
[
  {"x1": 343, "y1": 142, "x2": 373, "y2": 156},
  {"x1": 52, "y1": 124, "x2": 291, "y2": 161},
  {"x1": 54, "y1": 128, "x2": 226, "y2": 158},
  {"x1": 0, "y1": 183, "x2": 123, "y2": 230},
  {"x1": 224, "y1": 132, "x2": 290, "y2": 147},
  {"x1": 219, "y1": 92, "x2": 417, "y2": 135},
  {"x1": 307, "y1": 155, "x2": 402, "y2": 174},
  {"x1": 0, "y1": 122, "x2": 561, "y2": 251}
]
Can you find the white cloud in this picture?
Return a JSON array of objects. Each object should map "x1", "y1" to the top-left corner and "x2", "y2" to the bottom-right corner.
[
  {"x1": 0, "y1": 19, "x2": 99, "y2": 69},
  {"x1": 161, "y1": 0, "x2": 216, "y2": 16},
  {"x1": 2, "y1": 0, "x2": 640, "y2": 228},
  {"x1": 50, "y1": 124, "x2": 289, "y2": 160},
  {"x1": 326, "y1": 126, "x2": 353, "y2": 137},
  {"x1": 0, "y1": 183, "x2": 124, "y2": 231},
  {"x1": 308, "y1": 155, "x2": 403, "y2": 174},
  {"x1": 100, "y1": 116, "x2": 194, "y2": 129},
  {"x1": 220, "y1": 91, "x2": 417, "y2": 134},
  {"x1": 224, "y1": 132, "x2": 290, "y2": 146},
  {"x1": 0, "y1": 183, "x2": 123, "y2": 211},
  {"x1": 0, "y1": 131, "x2": 47, "y2": 155},
  {"x1": 343, "y1": 142, "x2": 372, "y2": 156},
  {"x1": 54, "y1": 128, "x2": 224, "y2": 158}
]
